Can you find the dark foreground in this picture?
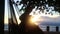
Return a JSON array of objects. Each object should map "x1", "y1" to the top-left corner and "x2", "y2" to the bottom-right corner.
[
  {"x1": 4, "y1": 31, "x2": 60, "y2": 34},
  {"x1": 44, "y1": 31, "x2": 60, "y2": 34}
]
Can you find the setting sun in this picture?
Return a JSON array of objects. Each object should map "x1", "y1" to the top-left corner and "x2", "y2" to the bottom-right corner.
[{"x1": 29, "y1": 15, "x2": 44, "y2": 25}]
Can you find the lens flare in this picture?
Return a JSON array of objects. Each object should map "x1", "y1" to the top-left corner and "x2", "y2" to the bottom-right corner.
[{"x1": 29, "y1": 15, "x2": 44, "y2": 25}]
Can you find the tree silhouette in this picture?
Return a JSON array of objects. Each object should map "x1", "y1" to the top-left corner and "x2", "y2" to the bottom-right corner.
[
  {"x1": 18, "y1": 0, "x2": 45, "y2": 34},
  {"x1": 18, "y1": 0, "x2": 60, "y2": 13},
  {"x1": 9, "y1": 0, "x2": 60, "y2": 34},
  {"x1": 18, "y1": 0, "x2": 60, "y2": 34}
]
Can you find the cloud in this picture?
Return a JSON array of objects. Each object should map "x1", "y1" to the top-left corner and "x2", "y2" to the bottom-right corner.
[{"x1": 38, "y1": 16, "x2": 60, "y2": 26}]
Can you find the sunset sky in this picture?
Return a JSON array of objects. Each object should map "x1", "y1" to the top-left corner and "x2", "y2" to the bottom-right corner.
[{"x1": 4, "y1": 0, "x2": 60, "y2": 25}]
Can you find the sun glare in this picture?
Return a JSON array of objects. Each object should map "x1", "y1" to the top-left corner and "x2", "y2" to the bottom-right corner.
[
  {"x1": 29, "y1": 5, "x2": 60, "y2": 25},
  {"x1": 29, "y1": 15, "x2": 44, "y2": 25}
]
